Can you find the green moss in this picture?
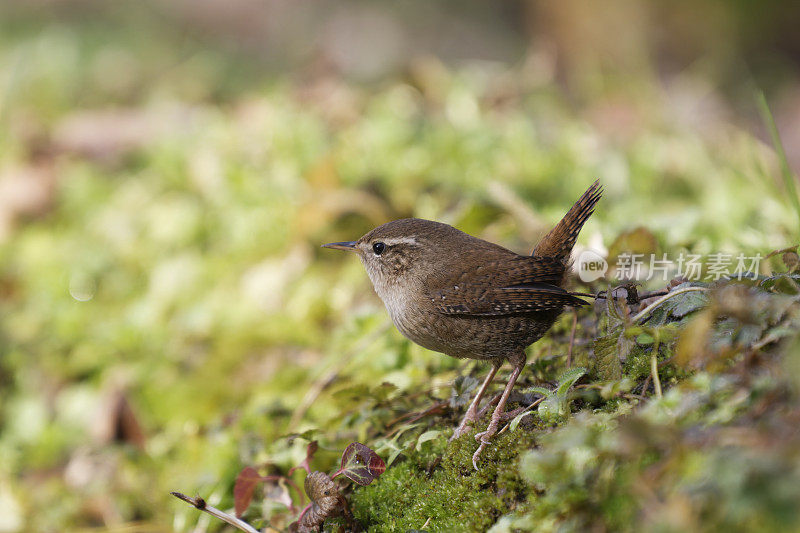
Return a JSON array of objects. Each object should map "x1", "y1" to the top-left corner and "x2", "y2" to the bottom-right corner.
[{"x1": 350, "y1": 427, "x2": 537, "y2": 532}]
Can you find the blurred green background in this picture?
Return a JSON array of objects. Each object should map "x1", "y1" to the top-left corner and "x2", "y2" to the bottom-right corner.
[{"x1": 1, "y1": 1, "x2": 800, "y2": 531}]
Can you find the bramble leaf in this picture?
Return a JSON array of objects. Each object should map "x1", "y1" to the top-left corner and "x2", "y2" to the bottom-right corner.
[
  {"x1": 594, "y1": 333, "x2": 624, "y2": 380},
  {"x1": 450, "y1": 375, "x2": 479, "y2": 408},
  {"x1": 669, "y1": 290, "x2": 710, "y2": 318}
]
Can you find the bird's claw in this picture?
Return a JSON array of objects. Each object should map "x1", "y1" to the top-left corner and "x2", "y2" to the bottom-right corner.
[
  {"x1": 472, "y1": 441, "x2": 488, "y2": 470},
  {"x1": 451, "y1": 405, "x2": 482, "y2": 441},
  {"x1": 471, "y1": 428, "x2": 496, "y2": 469},
  {"x1": 450, "y1": 422, "x2": 471, "y2": 441}
]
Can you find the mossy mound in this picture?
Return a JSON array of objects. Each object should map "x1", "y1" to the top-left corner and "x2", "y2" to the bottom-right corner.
[{"x1": 351, "y1": 427, "x2": 537, "y2": 532}]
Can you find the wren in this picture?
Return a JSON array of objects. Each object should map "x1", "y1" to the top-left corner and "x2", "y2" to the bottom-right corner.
[{"x1": 323, "y1": 181, "x2": 602, "y2": 468}]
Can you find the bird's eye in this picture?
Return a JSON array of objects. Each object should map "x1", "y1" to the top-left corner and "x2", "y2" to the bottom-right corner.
[{"x1": 372, "y1": 242, "x2": 386, "y2": 255}]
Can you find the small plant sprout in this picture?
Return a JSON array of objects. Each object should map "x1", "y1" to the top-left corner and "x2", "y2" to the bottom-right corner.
[{"x1": 509, "y1": 367, "x2": 587, "y2": 430}]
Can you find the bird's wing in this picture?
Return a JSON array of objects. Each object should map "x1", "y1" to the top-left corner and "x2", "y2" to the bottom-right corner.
[{"x1": 426, "y1": 255, "x2": 587, "y2": 316}]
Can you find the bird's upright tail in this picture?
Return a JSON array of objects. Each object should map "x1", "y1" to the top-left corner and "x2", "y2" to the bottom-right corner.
[{"x1": 532, "y1": 180, "x2": 603, "y2": 265}]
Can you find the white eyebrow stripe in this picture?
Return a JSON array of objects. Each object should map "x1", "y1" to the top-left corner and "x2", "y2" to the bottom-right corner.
[{"x1": 382, "y1": 237, "x2": 418, "y2": 246}]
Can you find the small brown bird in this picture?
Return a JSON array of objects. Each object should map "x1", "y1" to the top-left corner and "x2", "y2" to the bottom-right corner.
[{"x1": 323, "y1": 181, "x2": 602, "y2": 467}]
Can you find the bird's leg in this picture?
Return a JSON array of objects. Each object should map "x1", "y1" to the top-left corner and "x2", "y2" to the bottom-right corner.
[
  {"x1": 472, "y1": 353, "x2": 526, "y2": 469},
  {"x1": 450, "y1": 362, "x2": 501, "y2": 441}
]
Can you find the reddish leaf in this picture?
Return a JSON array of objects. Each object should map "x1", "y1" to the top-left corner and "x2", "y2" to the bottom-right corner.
[
  {"x1": 368, "y1": 452, "x2": 387, "y2": 477},
  {"x1": 233, "y1": 466, "x2": 261, "y2": 517},
  {"x1": 336, "y1": 442, "x2": 386, "y2": 486},
  {"x1": 289, "y1": 440, "x2": 318, "y2": 475}
]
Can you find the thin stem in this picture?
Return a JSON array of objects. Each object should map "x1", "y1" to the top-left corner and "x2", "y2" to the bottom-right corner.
[
  {"x1": 297, "y1": 502, "x2": 312, "y2": 526},
  {"x1": 566, "y1": 310, "x2": 578, "y2": 367},
  {"x1": 171, "y1": 492, "x2": 261, "y2": 533},
  {"x1": 757, "y1": 90, "x2": 800, "y2": 236},
  {"x1": 630, "y1": 286, "x2": 709, "y2": 323},
  {"x1": 650, "y1": 338, "x2": 662, "y2": 399}
]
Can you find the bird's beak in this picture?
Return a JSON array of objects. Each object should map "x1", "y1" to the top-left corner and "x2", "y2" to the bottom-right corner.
[{"x1": 321, "y1": 241, "x2": 358, "y2": 252}]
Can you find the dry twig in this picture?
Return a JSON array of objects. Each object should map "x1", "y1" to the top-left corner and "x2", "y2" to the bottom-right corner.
[{"x1": 171, "y1": 492, "x2": 260, "y2": 533}]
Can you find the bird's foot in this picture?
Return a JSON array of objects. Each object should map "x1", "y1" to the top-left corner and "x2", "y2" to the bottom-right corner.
[
  {"x1": 471, "y1": 420, "x2": 500, "y2": 469},
  {"x1": 451, "y1": 364, "x2": 502, "y2": 442},
  {"x1": 450, "y1": 407, "x2": 480, "y2": 441},
  {"x1": 450, "y1": 423, "x2": 470, "y2": 441}
]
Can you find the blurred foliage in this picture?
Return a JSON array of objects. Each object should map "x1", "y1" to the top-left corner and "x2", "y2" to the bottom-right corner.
[{"x1": 1, "y1": 1, "x2": 800, "y2": 532}]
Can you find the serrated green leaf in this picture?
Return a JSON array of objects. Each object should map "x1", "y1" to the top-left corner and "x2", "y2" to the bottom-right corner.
[
  {"x1": 669, "y1": 291, "x2": 710, "y2": 318},
  {"x1": 556, "y1": 366, "x2": 587, "y2": 385},
  {"x1": 527, "y1": 386, "x2": 553, "y2": 397},
  {"x1": 647, "y1": 304, "x2": 671, "y2": 327},
  {"x1": 555, "y1": 367, "x2": 586, "y2": 398},
  {"x1": 594, "y1": 332, "x2": 624, "y2": 380}
]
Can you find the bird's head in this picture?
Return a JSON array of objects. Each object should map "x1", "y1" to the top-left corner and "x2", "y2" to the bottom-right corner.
[{"x1": 323, "y1": 218, "x2": 463, "y2": 295}]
